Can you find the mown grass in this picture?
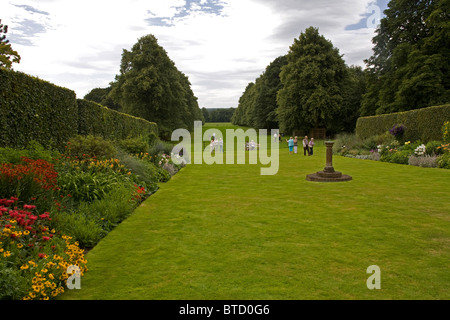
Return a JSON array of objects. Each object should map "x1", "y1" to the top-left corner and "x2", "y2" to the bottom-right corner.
[{"x1": 62, "y1": 124, "x2": 450, "y2": 300}]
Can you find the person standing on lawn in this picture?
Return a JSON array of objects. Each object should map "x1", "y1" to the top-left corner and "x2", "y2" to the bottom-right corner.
[
  {"x1": 293, "y1": 136, "x2": 298, "y2": 154},
  {"x1": 309, "y1": 138, "x2": 315, "y2": 156},
  {"x1": 287, "y1": 137, "x2": 294, "y2": 154},
  {"x1": 302, "y1": 136, "x2": 309, "y2": 156}
]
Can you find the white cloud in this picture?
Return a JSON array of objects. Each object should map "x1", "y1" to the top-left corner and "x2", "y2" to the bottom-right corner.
[{"x1": 1, "y1": 0, "x2": 384, "y2": 109}]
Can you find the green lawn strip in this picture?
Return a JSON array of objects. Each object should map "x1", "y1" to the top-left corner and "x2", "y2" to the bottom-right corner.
[{"x1": 62, "y1": 137, "x2": 450, "y2": 300}]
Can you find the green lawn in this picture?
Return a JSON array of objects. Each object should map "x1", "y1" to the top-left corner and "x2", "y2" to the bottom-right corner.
[{"x1": 62, "y1": 124, "x2": 450, "y2": 300}]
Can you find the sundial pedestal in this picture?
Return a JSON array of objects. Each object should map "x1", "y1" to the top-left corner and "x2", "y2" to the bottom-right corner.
[{"x1": 306, "y1": 141, "x2": 352, "y2": 182}]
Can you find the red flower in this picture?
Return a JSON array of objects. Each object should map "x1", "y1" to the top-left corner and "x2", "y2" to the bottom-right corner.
[
  {"x1": 42, "y1": 236, "x2": 50, "y2": 241},
  {"x1": 38, "y1": 253, "x2": 47, "y2": 259}
]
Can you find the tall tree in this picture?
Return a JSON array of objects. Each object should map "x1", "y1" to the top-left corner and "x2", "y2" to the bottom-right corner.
[
  {"x1": 109, "y1": 35, "x2": 202, "y2": 138},
  {"x1": 0, "y1": 19, "x2": 21, "y2": 69},
  {"x1": 362, "y1": 0, "x2": 450, "y2": 115},
  {"x1": 277, "y1": 27, "x2": 347, "y2": 134},
  {"x1": 253, "y1": 55, "x2": 287, "y2": 129}
]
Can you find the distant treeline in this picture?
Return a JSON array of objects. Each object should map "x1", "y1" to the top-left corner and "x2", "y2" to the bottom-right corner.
[{"x1": 202, "y1": 108, "x2": 235, "y2": 123}]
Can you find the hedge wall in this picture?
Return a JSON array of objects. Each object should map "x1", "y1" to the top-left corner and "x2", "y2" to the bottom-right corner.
[
  {"x1": 77, "y1": 99, "x2": 158, "y2": 142},
  {"x1": 0, "y1": 68, "x2": 158, "y2": 151},
  {"x1": 0, "y1": 68, "x2": 78, "y2": 150},
  {"x1": 356, "y1": 104, "x2": 450, "y2": 142}
]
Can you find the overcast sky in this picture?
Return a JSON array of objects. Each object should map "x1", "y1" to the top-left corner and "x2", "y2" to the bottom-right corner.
[{"x1": 2, "y1": 0, "x2": 388, "y2": 109}]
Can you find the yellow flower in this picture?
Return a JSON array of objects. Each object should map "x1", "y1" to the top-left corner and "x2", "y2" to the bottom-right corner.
[
  {"x1": 20, "y1": 264, "x2": 29, "y2": 270},
  {"x1": 24, "y1": 230, "x2": 30, "y2": 235},
  {"x1": 17, "y1": 243, "x2": 23, "y2": 248},
  {"x1": 3, "y1": 251, "x2": 11, "y2": 258}
]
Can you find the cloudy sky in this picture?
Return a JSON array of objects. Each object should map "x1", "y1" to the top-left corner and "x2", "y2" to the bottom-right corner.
[{"x1": 2, "y1": 0, "x2": 388, "y2": 109}]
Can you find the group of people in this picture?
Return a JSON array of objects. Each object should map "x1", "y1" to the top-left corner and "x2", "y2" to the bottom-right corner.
[
  {"x1": 209, "y1": 137, "x2": 224, "y2": 153},
  {"x1": 245, "y1": 140, "x2": 260, "y2": 151},
  {"x1": 286, "y1": 135, "x2": 315, "y2": 156}
]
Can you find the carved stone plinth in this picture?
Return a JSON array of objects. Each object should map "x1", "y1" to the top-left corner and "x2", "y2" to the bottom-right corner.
[{"x1": 306, "y1": 141, "x2": 352, "y2": 182}]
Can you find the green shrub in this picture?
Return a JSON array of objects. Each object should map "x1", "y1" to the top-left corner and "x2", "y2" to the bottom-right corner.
[
  {"x1": 425, "y1": 141, "x2": 444, "y2": 156},
  {"x1": 0, "y1": 142, "x2": 57, "y2": 165},
  {"x1": 0, "y1": 262, "x2": 28, "y2": 300},
  {"x1": 119, "y1": 136, "x2": 149, "y2": 155},
  {"x1": 148, "y1": 140, "x2": 175, "y2": 158},
  {"x1": 57, "y1": 171, "x2": 123, "y2": 203},
  {"x1": 356, "y1": 104, "x2": 450, "y2": 143},
  {"x1": 52, "y1": 208, "x2": 104, "y2": 249},
  {"x1": 381, "y1": 149, "x2": 411, "y2": 165},
  {"x1": 437, "y1": 153, "x2": 450, "y2": 169},
  {"x1": 65, "y1": 135, "x2": 117, "y2": 160}
]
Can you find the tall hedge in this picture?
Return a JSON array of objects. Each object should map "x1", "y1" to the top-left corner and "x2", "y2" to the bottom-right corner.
[
  {"x1": 0, "y1": 68, "x2": 78, "y2": 150},
  {"x1": 0, "y1": 68, "x2": 158, "y2": 151},
  {"x1": 77, "y1": 99, "x2": 158, "y2": 142},
  {"x1": 356, "y1": 104, "x2": 450, "y2": 142}
]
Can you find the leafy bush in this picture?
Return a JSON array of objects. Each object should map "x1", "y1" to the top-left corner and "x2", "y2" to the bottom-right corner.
[
  {"x1": 148, "y1": 140, "x2": 175, "y2": 158},
  {"x1": 437, "y1": 153, "x2": 450, "y2": 169},
  {"x1": 118, "y1": 136, "x2": 149, "y2": 155},
  {"x1": 425, "y1": 141, "x2": 444, "y2": 156},
  {"x1": 64, "y1": 135, "x2": 117, "y2": 160},
  {"x1": 381, "y1": 149, "x2": 411, "y2": 165},
  {"x1": 0, "y1": 141, "x2": 59, "y2": 165},
  {"x1": 57, "y1": 171, "x2": 123, "y2": 203}
]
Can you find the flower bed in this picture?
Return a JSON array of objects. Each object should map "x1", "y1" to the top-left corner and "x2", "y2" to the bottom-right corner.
[{"x1": 0, "y1": 136, "x2": 182, "y2": 300}]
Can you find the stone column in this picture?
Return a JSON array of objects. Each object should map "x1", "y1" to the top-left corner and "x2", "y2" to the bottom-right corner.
[{"x1": 324, "y1": 141, "x2": 335, "y2": 173}]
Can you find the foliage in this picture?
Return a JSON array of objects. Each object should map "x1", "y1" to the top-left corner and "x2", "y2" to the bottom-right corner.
[
  {"x1": 356, "y1": 104, "x2": 450, "y2": 143},
  {"x1": 0, "y1": 157, "x2": 59, "y2": 211},
  {"x1": 64, "y1": 135, "x2": 117, "y2": 160},
  {"x1": 108, "y1": 34, "x2": 203, "y2": 138},
  {"x1": 362, "y1": 0, "x2": 450, "y2": 115},
  {"x1": 232, "y1": 55, "x2": 288, "y2": 129},
  {"x1": 0, "y1": 199, "x2": 87, "y2": 300},
  {"x1": 84, "y1": 87, "x2": 122, "y2": 111},
  {"x1": 408, "y1": 155, "x2": 439, "y2": 168},
  {"x1": 437, "y1": 153, "x2": 450, "y2": 169},
  {"x1": 203, "y1": 108, "x2": 236, "y2": 123},
  {"x1": 0, "y1": 68, "x2": 78, "y2": 151},
  {"x1": 443, "y1": 121, "x2": 450, "y2": 143},
  {"x1": 0, "y1": 19, "x2": 21, "y2": 69},
  {"x1": 425, "y1": 140, "x2": 444, "y2": 156},
  {"x1": 77, "y1": 99, "x2": 158, "y2": 143},
  {"x1": 118, "y1": 136, "x2": 149, "y2": 155},
  {"x1": 277, "y1": 27, "x2": 347, "y2": 134}
]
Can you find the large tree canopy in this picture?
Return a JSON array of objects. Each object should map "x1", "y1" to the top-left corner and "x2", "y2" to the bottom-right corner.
[
  {"x1": 361, "y1": 0, "x2": 450, "y2": 115},
  {"x1": 276, "y1": 27, "x2": 347, "y2": 134},
  {"x1": 109, "y1": 35, "x2": 203, "y2": 137},
  {"x1": 231, "y1": 55, "x2": 287, "y2": 129}
]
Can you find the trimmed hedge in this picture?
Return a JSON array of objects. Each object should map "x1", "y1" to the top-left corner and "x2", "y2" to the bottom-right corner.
[
  {"x1": 0, "y1": 68, "x2": 158, "y2": 151},
  {"x1": 356, "y1": 104, "x2": 450, "y2": 143},
  {"x1": 77, "y1": 99, "x2": 158, "y2": 143},
  {"x1": 0, "y1": 68, "x2": 78, "y2": 150}
]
